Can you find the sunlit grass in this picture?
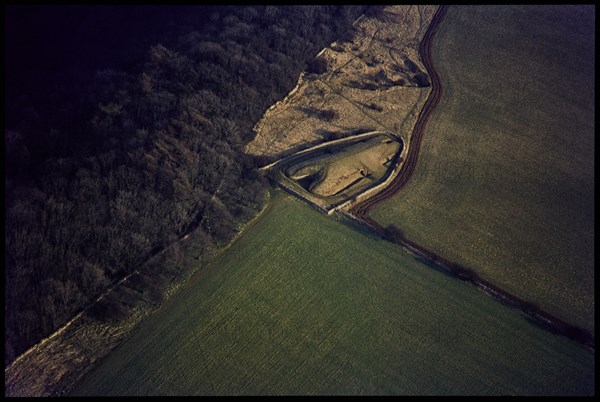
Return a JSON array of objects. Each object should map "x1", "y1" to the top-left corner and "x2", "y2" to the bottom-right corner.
[{"x1": 71, "y1": 192, "x2": 594, "y2": 396}]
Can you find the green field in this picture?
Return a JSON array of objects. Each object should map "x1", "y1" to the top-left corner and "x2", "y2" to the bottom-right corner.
[
  {"x1": 370, "y1": 5, "x2": 595, "y2": 333},
  {"x1": 71, "y1": 191, "x2": 593, "y2": 396}
]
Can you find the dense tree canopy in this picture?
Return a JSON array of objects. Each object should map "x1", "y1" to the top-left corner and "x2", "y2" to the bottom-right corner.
[{"x1": 5, "y1": 5, "x2": 368, "y2": 365}]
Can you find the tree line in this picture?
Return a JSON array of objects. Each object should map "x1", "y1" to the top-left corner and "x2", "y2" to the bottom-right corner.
[{"x1": 5, "y1": 5, "x2": 369, "y2": 365}]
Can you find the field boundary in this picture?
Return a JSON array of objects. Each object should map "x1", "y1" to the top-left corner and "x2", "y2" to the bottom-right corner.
[
  {"x1": 347, "y1": 211, "x2": 595, "y2": 353},
  {"x1": 4, "y1": 191, "x2": 275, "y2": 397},
  {"x1": 343, "y1": 5, "x2": 595, "y2": 353},
  {"x1": 349, "y1": 5, "x2": 447, "y2": 219},
  {"x1": 259, "y1": 4, "x2": 595, "y2": 352}
]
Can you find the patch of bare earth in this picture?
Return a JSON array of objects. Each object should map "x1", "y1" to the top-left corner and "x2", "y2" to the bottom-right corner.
[
  {"x1": 245, "y1": 5, "x2": 437, "y2": 162},
  {"x1": 288, "y1": 136, "x2": 400, "y2": 197}
]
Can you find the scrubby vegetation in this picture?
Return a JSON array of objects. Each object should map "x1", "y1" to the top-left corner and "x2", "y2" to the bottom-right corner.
[
  {"x1": 5, "y1": 5, "x2": 368, "y2": 365},
  {"x1": 245, "y1": 5, "x2": 438, "y2": 162}
]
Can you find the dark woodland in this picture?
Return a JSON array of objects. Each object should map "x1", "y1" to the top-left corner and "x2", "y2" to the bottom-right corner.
[{"x1": 5, "y1": 5, "x2": 368, "y2": 365}]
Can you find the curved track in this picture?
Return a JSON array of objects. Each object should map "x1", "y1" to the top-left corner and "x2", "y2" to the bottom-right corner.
[
  {"x1": 349, "y1": 5, "x2": 447, "y2": 222},
  {"x1": 347, "y1": 5, "x2": 594, "y2": 351}
]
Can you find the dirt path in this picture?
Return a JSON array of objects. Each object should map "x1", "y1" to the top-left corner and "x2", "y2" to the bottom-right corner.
[
  {"x1": 348, "y1": 5, "x2": 447, "y2": 220},
  {"x1": 345, "y1": 5, "x2": 594, "y2": 352}
]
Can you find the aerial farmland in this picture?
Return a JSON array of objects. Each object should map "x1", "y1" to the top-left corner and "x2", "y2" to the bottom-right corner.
[{"x1": 5, "y1": 4, "x2": 594, "y2": 397}]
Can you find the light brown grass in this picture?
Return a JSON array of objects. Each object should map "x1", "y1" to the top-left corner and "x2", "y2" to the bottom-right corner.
[{"x1": 245, "y1": 5, "x2": 437, "y2": 161}]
